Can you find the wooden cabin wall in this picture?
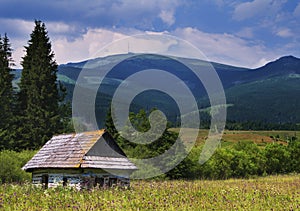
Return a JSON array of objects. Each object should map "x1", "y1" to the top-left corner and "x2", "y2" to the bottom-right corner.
[{"x1": 32, "y1": 171, "x2": 130, "y2": 190}]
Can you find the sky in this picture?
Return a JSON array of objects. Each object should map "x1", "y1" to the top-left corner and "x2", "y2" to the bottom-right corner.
[{"x1": 0, "y1": 0, "x2": 299, "y2": 69}]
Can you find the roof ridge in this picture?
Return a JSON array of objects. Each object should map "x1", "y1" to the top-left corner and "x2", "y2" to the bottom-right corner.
[{"x1": 76, "y1": 130, "x2": 106, "y2": 167}]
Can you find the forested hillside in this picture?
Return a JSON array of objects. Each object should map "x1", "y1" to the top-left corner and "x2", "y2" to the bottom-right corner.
[{"x1": 52, "y1": 54, "x2": 300, "y2": 130}]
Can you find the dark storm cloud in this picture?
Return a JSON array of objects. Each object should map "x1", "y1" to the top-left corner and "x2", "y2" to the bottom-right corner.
[
  {"x1": 0, "y1": 0, "x2": 180, "y2": 30},
  {"x1": 1, "y1": 0, "x2": 299, "y2": 68}
]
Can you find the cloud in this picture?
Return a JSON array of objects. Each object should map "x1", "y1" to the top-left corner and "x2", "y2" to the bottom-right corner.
[
  {"x1": 9, "y1": 24, "x2": 282, "y2": 69},
  {"x1": 0, "y1": 18, "x2": 85, "y2": 67},
  {"x1": 52, "y1": 29, "x2": 182, "y2": 65},
  {"x1": 46, "y1": 22, "x2": 77, "y2": 35},
  {"x1": 233, "y1": 0, "x2": 270, "y2": 21},
  {"x1": 276, "y1": 28, "x2": 294, "y2": 38},
  {"x1": 50, "y1": 26, "x2": 277, "y2": 68},
  {"x1": 159, "y1": 10, "x2": 175, "y2": 26},
  {"x1": 3, "y1": 11, "x2": 298, "y2": 70},
  {"x1": 294, "y1": 2, "x2": 300, "y2": 17},
  {"x1": 173, "y1": 27, "x2": 278, "y2": 68},
  {"x1": 27, "y1": 27, "x2": 133, "y2": 66},
  {"x1": 0, "y1": 0, "x2": 183, "y2": 30},
  {"x1": 233, "y1": 0, "x2": 287, "y2": 21},
  {"x1": 0, "y1": 18, "x2": 34, "y2": 37}
]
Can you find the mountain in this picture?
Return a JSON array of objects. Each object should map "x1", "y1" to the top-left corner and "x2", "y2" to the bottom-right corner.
[
  {"x1": 14, "y1": 54, "x2": 300, "y2": 129},
  {"x1": 225, "y1": 56, "x2": 300, "y2": 126}
]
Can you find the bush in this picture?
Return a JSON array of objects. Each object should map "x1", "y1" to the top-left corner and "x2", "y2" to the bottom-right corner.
[
  {"x1": 264, "y1": 144, "x2": 290, "y2": 174},
  {"x1": 0, "y1": 150, "x2": 36, "y2": 183},
  {"x1": 287, "y1": 139, "x2": 300, "y2": 172},
  {"x1": 203, "y1": 148, "x2": 234, "y2": 179}
]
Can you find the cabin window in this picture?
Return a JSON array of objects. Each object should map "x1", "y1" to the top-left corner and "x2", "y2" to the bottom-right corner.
[{"x1": 41, "y1": 174, "x2": 48, "y2": 189}]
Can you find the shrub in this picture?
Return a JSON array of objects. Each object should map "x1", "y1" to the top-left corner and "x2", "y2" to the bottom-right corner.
[{"x1": 0, "y1": 150, "x2": 36, "y2": 183}]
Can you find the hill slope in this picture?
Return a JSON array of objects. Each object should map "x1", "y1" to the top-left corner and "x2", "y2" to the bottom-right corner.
[{"x1": 14, "y1": 54, "x2": 300, "y2": 129}]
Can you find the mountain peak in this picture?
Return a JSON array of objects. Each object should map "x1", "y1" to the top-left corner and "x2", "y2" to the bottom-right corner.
[
  {"x1": 258, "y1": 55, "x2": 300, "y2": 73},
  {"x1": 276, "y1": 55, "x2": 300, "y2": 62}
]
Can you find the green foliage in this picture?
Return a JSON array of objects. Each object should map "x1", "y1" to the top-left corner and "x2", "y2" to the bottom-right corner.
[
  {"x1": 17, "y1": 20, "x2": 70, "y2": 149},
  {"x1": 0, "y1": 34, "x2": 16, "y2": 150},
  {"x1": 106, "y1": 108, "x2": 172, "y2": 158},
  {"x1": 224, "y1": 75, "x2": 300, "y2": 130},
  {"x1": 0, "y1": 25, "x2": 72, "y2": 151},
  {"x1": 104, "y1": 108, "x2": 300, "y2": 180},
  {"x1": 199, "y1": 139, "x2": 300, "y2": 180},
  {"x1": 288, "y1": 138, "x2": 300, "y2": 172},
  {"x1": 264, "y1": 143, "x2": 290, "y2": 174},
  {"x1": 203, "y1": 148, "x2": 234, "y2": 179},
  {"x1": 0, "y1": 150, "x2": 35, "y2": 183},
  {"x1": 104, "y1": 106, "x2": 119, "y2": 141},
  {"x1": 105, "y1": 108, "x2": 194, "y2": 179}
]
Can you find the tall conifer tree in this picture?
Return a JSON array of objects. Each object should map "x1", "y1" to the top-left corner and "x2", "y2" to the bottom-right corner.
[
  {"x1": 0, "y1": 34, "x2": 15, "y2": 149},
  {"x1": 18, "y1": 20, "x2": 63, "y2": 149}
]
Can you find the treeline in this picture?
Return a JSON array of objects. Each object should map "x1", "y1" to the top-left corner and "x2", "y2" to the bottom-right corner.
[
  {"x1": 105, "y1": 108, "x2": 300, "y2": 180},
  {"x1": 0, "y1": 107, "x2": 299, "y2": 183},
  {"x1": 1, "y1": 126, "x2": 299, "y2": 183},
  {"x1": 190, "y1": 140, "x2": 300, "y2": 179},
  {"x1": 178, "y1": 113, "x2": 300, "y2": 131},
  {"x1": 226, "y1": 120, "x2": 300, "y2": 131},
  {"x1": 0, "y1": 20, "x2": 72, "y2": 151}
]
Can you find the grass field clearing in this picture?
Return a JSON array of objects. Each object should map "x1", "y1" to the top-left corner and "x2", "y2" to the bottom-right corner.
[{"x1": 1, "y1": 175, "x2": 299, "y2": 210}]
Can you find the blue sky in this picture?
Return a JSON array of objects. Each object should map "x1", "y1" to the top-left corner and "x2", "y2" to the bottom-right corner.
[{"x1": 0, "y1": 0, "x2": 299, "y2": 68}]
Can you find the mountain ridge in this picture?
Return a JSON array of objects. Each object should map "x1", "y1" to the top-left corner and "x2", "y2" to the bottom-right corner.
[
  {"x1": 14, "y1": 54, "x2": 300, "y2": 129},
  {"x1": 62, "y1": 54, "x2": 300, "y2": 71}
]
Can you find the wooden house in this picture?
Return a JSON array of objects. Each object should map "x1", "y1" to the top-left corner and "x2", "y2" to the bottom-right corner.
[{"x1": 22, "y1": 130, "x2": 137, "y2": 189}]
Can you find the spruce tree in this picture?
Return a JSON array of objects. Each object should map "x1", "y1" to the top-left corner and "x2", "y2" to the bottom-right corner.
[
  {"x1": 105, "y1": 107, "x2": 120, "y2": 140},
  {"x1": 0, "y1": 34, "x2": 15, "y2": 150},
  {"x1": 18, "y1": 20, "x2": 63, "y2": 149}
]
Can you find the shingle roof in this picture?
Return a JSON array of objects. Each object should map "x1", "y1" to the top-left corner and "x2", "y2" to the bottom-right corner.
[
  {"x1": 22, "y1": 130, "x2": 137, "y2": 172},
  {"x1": 81, "y1": 156, "x2": 137, "y2": 169}
]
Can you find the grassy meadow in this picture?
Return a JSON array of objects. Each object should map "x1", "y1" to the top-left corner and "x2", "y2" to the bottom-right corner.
[
  {"x1": 1, "y1": 129, "x2": 299, "y2": 210},
  {"x1": 0, "y1": 175, "x2": 299, "y2": 210},
  {"x1": 170, "y1": 128, "x2": 299, "y2": 146}
]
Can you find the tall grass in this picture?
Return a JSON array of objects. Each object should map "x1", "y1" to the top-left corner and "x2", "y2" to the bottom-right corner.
[{"x1": 0, "y1": 175, "x2": 299, "y2": 210}]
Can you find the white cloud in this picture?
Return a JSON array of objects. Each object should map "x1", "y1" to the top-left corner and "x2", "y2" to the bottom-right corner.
[
  {"x1": 52, "y1": 28, "x2": 132, "y2": 64},
  {"x1": 173, "y1": 27, "x2": 278, "y2": 68},
  {"x1": 159, "y1": 10, "x2": 175, "y2": 26},
  {"x1": 0, "y1": 18, "x2": 34, "y2": 37},
  {"x1": 46, "y1": 22, "x2": 77, "y2": 34},
  {"x1": 255, "y1": 57, "x2": 272, "y2": 68},
  {"x1": 1, "y1": 19, "x2": 81, "y2": 67},
  {"x1": 276, "y1": 28, "x2": 294, "y2": 38},
  {"x1": 233, "y1": 0, "x2": 287, "y2": 21},
  {"x1": 10, "y1": 25, "x2": 278, "y2": 69},
  {"x1": 9, "y1": 22, "x2": 178, "y2": 67},
  {"x1": 233, "y1": 0, "x2": 271, "y2": 21},
  {"x1": 3, "y1": 18, "x2": 291, "y2": 69}
]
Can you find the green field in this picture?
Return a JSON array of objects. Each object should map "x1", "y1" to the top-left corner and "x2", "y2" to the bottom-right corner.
[
  {"x1": 1, "y1": 129, "x2": 299, "y2": 210},
  {"x1": 1, "y1": 175, "x2": 299, "y2": 210},
  {"x1": 170, "y1": 128, "x2": 299, "y2": 146}
]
